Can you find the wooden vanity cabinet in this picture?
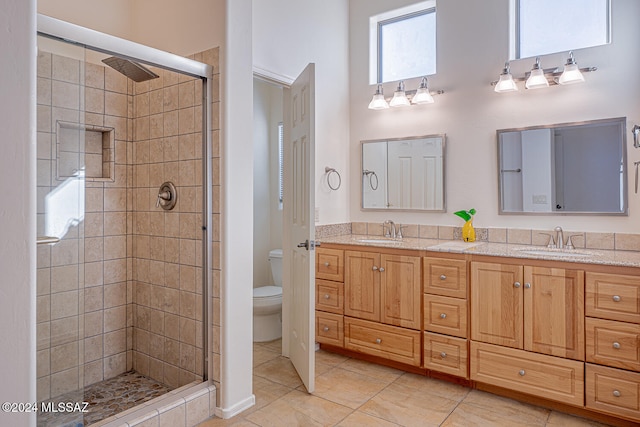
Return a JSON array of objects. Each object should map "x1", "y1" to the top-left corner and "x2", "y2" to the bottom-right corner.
[
  {"x1": 315, "y1": 248, "x2": 345, "y2": 347},
  {"x1": 585, "y1": 271, "x2": 640, "y2": 422},
  {"x1": 470, "y1": 261, "x2": 584, "y2": 360}
]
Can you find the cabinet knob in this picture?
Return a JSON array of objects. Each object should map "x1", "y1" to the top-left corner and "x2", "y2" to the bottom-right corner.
[
  {"x1": 372, "y1": 266, "x2": 378, "y2": 271},
  {"x1": 440, "y1": 274, "x2": 447, "y2": 280},
  {"x1": 324, "y1": 262, "x2": 330, "y2": 267},
  {"x1": 514, "y1": 282, "x2": 521, "y2": 288},
  {"x1": 375, "y1": 338, "x2": 382, "y2": 344},
  {"x1": 324, "y1": 294, "x2": 330, "y2": 300},
  {"x1": 613, "y1": 342, "x2": 621, "y2": 349},
  {"x1": 613, "y1": 295, "x2": 621, "y2": 302},
  {"x1": 440, "y1": 352, "x2": 447, "y2": 358},
  {"x1": 524, "y1": 283, "x2": 531, "y2": 289},
  {"x1": 519, "y1": 370, "x2": 526, "y2": 376},
  {"x1": 440, "y1": 313, "x2": 447, "y2": 319},
  {"x1": 613, "y1": 390, "x2": 621, "y2": 398},
  {"x1": 323, "y1": 326, "x2": 329, "y2": 332},
  {"x1": 379, "y1": 267, "x2": 385, "y2": 272}
]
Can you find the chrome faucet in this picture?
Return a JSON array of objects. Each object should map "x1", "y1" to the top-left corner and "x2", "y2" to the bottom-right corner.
[
  {"x1": 383, "y1": 220, "x2": 397, "y2": 238},
  {"x1": 554, "y1": 226, "x2": 564, "y2": 249}
]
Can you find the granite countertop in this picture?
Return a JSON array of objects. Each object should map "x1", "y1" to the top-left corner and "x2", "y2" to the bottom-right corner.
[{"x1": 318, "y1": 234, "x2": 640, "y2": 268}]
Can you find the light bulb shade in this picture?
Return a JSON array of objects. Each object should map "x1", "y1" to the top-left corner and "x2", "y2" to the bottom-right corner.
[
  {"x1": 559, "y1": 63, "x2": 585, "y2": 85},
  {"x1": 389, "y1": 90, "x2": 410, "y2": 107},
  {"x1": 412, "y1": 87, "x2": 434, "y2": 104},
  {"x1": 368, "y1": 93, "x2": 389, "y2": 109},
  {"x1": 368, "y1": 84, "x2": 389, "y2": 109},
  {"x1": 494, "y1": 73, "x2": 518, "y2": 93},
  {"x1": 525, "y1": 67, "x2": 549, "y2": 89}
]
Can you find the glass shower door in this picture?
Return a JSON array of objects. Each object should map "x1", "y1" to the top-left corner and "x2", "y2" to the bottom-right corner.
[{"x1": 37, "y1": 35, "x2": 86, "y2": 427}]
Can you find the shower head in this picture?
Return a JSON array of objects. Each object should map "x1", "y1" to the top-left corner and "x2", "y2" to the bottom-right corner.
[{"x1": 101, "y1": 56, "x2": 159, "y2": 82}]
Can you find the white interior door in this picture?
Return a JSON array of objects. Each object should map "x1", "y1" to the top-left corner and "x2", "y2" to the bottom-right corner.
[{"x1": 282, "y1": 63, "x2": 315, "y2": 393}]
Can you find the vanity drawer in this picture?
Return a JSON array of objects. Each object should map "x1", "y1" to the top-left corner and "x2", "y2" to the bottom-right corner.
[
  {"x1": 586, "y1": 317, "x2": 640, "y2": 372},
  {"x1": 344, "y1": 317, "x2": 421, "y2": 367},
  {"x1": 470, "y1": 341, "x2": 584, "y2": 406},
  {"x1": 424, "y1": 258, "x2": 467, "y2": 298},
  {"x1": 316, "y1": 311, "x2": 344, "y2": 347},
  {"x1": 586, "y1": 363, "x2": 640, "y2": 422},
  {"x1": 316, "y1": 248, "x2": 344, "y2": 282},
  {"x1": 316, "y1": 279, "x2": 343, "y2": 314},
  {"x1": 586, "y1": 272, "x2": 640, "y2": 324},
  {"x1": 424, "y1": 332, "x2": 468, "y2": 378},
  {"x1": 424, "y1": 294, "x2": 468, "y2": 338}
]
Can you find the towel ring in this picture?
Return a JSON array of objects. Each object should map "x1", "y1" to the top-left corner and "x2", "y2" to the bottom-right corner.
[
  {"x1": 325, "y1": 167, "x2": 341, "y2": 191},
  {"x1": 362, "y1": 170, "x2": 379, "y2": 190}
]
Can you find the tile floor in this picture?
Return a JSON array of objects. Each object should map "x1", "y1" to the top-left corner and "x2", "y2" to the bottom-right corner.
[{"x1": 199, "y1": 340, "x2": 614, "y2": 427}]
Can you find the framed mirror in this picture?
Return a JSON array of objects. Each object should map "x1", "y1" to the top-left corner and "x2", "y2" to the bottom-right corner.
[
  {"x1": 498, "y1": 117, "x2": 627, "y2": 215},
  {"x1": 361, "y1": 134, "x2": 445, "y2": 211}
]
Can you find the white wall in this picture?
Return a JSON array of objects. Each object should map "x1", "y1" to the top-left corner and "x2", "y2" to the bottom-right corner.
[
  {"x1": 253, "y1": 0, "x2": 351, "y2": 226},
  {"x1": 38, "y1": 0, "x2": 133, "y2": 38},
  {"x1": 0, "y1": 1, "x2": 37, "y2": 426},
  {"x1": 349, "y1": 0, "x2": 640, "y2": 233},
  {"x1": 253, "y1": 78, "x2": 284, "y2": 286}
]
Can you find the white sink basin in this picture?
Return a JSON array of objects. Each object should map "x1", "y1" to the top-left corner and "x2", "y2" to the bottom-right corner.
[
  {"x1": 515, "y1": 248, "x2": 592, "y2": 258},
  {"x1": 355, "y1": 238, "x2": 402, "y2": 245}
]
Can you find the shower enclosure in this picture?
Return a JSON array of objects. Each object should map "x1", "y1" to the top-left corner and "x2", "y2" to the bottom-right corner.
[{"x1": 36, "y1": 15, "x2": 215, "y2": 426}]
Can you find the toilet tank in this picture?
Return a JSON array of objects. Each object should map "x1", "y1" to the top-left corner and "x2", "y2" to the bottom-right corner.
[{"x1": 269, "y1": 249, "x2": 283, "y2": 286}]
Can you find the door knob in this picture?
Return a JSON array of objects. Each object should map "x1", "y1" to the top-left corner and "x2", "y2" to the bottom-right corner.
[
  {"x1": 524, "y1": 283, "x2": 531, "y2": 289},
  {"x1": 440, "y1": 313, "x2": 447, "y2": 319},
  {"x1": 613, "y1": 390, "x2": 621, "y2": 397},
  {"x1": 372, "y1": 266, "x2": 378, "y2": 271},
  {"x1": 379, "y1": 267, "x2": 385, "y2": 272},
  {"x1": 440, "y1": 352, "x2": 447, "y2": 358},
  {"x1": 514, "y1": 282, "x2": 521, "y2": 288},
  {"x1": 440, "y1": 274, "x2": 447, "y2": 280},
  {"x1": 613, "y1": 295, "x2": 621, "y2": 302},
  {"x1": 613, "y1": 342, "x2": 621, "y2": 349},
  {"x1": 519, "y1": 370, "x2": 526, "y2": 376}
]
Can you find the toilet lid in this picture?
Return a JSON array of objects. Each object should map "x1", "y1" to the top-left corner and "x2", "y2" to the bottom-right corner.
[{"x1": 253, "y1": 286, "x2": 282, "y2": 298}]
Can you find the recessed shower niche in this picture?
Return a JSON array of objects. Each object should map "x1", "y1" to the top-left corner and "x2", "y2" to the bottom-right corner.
[{"x1": 56, "y1": 121, "x2": 115, "y2": 181}]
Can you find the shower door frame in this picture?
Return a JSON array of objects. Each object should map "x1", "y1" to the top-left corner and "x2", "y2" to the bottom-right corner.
[{"x1": 37, "y1": 13, "x2": 214, "y2": 382}]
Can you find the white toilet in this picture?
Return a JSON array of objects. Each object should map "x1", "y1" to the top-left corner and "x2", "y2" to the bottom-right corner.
[{"x1": 253, "y1": 249, "x2": 283, "y2": 342}]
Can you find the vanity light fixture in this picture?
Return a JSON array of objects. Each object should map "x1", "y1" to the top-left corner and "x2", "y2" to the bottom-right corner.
[
  {"x1": 492, "y1": 52, "x2": 596, "y2": 92},
  {"x1": 558, "y1": 51, "x2": 585, "y2": 85},
  {"x1": 412, "y1": 77, "x2": 435, "y2": 104},
  {"x1": 389, "y1": 81, "x2": 411, "y2": 107},
  {"x1": 368, "y1": 84, "x2": 390, "y2": 109},
  {"x1": 368, "y1": 77, "x2": 443, "y2": 110},
  {"x1": 525, "y1": 57, "x2": 549, "y2": 89},
  {"x1": 494, "y1": 62, "x2": 518, "y2": 93}
]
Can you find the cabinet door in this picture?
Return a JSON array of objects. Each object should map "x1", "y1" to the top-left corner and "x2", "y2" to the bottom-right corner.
[
  {"x1": 380, "y1": 254, "x2": 422, "y2": 330},
  {"x1": 471, "y1": 262, "x2": 523, "y2": 348},
  {"x1": 524, "y1": 267, "x2": 585, "y2": 360},
  {"x1": 344, "y1": 250, "x2": 380, "y2": 322}
]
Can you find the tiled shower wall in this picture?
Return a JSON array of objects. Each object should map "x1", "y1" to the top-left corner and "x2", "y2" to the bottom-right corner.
[
  {"x1": 36, "y1": 46, "x2": 221, "y2": 402},
  {"x1": 36, "y1": 50, "x2": 133, "y2": 401}
]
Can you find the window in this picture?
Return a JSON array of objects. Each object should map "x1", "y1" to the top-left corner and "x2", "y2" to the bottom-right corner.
[
  {"x1": 370, "y1": 1, "x2": 436, "y2": 84},
  {"x1": 278, "y1": 122, "x2": 284, "y2": 208},
  {"x1": 516, "y1": 0, "x2": 610, "y2": 59}
]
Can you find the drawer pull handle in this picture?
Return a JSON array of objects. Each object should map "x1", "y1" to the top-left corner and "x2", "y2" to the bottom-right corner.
[
  {"x1": 440, "y1": 352, "x2": 447, "y2": 358},
  {"x1": 375, "y1": 338, "x2": 382, "y2": 344},
  {"x1": 372, "y1": 266, "x2": 378, "y2": 271},
  {"x1": 613, "y1": 342, "x2": 621, "y2": 349},
  {"x1": 324, "y1": 262, "x2": 330, "y2": 267},
  {"x1": 613, "y1": 295, "x2": 621, "y2": 302},
  {"x1": 440, "y1": 274, "x2": 447, "y2": 280},
  {"x1": 324, "y1": 294, "x2": 330, "y2": 300},
  {"x1": 440, "y1": 313, "x2": 447, "y2": 319},
  {"x1": 519, "y1": 370, "x2": 526, "y2": 376},
  {"x1": 379, "y1": 267, "x2": 385, "y2": 272},
  {"x1": 613, "y1": 390, "x2": 621, "y2": 397},
  {"x1": 524, "y1": 282, "x2": 531, "y2": 289},
  {"x1": 514, "y1": 282, "x2": 521, "y2": 288},
  {"x1": 323, "y1": 326, "x2": 329, "y2": 332}
]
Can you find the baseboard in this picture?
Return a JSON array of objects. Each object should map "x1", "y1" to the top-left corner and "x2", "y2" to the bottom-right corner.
[{"x1": 214, "y1": 394, "x2": 256, "y2": 419}]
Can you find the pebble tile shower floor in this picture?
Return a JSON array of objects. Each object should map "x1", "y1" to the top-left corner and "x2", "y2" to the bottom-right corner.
[{"x1": 37, "y1": 371, "x2": 172, "y2": 426}]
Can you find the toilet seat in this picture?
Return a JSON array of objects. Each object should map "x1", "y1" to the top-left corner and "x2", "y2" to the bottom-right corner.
[{"x1": 253, "y1": 285, "x2": 282, "y2": 298}]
